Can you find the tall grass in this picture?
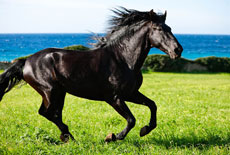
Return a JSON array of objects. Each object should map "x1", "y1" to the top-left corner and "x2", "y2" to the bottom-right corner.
[{"x1": 0, "y1": 72, "x2": 229, "y2": 154}]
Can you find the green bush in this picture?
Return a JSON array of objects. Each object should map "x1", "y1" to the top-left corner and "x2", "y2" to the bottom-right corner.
[
  {"x1": 63, "y1": 45, "x2": 90, "y2": 51},
  {"x1": 143, "y1": 54, "x2": 230, "y2": 73},
  {"x1": 143, "y1": 54, "x2": 194, "y2": 72},
  {"x1": 195, "y1": 56, "x2": 230, "y2": 72}
]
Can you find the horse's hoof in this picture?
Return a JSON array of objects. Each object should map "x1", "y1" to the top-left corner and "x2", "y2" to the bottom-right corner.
[
  {"x1": 104, "y1": 133, "x2": 116, "y2": 142},
  {"x1": 60, "y1": 133, "x2": 71, "y2": 142},
  {"x1": 140, "y1": 125, "x2": 152, "y2": 137}
]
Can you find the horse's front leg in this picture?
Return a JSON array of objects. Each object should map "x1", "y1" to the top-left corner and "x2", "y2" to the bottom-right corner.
[
  {"x1": 126, "y1": 91, "x2": 157, "y2": 137},
  {"x1": 105, "y1": 96, "x2": 136, "y2": 142}
]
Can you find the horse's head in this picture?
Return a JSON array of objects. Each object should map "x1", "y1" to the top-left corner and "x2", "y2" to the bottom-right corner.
[{"x1": 148, "y1": 10, "x2": 183, "y2": 59}]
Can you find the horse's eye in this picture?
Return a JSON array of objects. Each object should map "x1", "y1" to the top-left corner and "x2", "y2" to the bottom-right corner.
[{"x1": 158, "y1": 28, "x2": 163, "y2": 31}]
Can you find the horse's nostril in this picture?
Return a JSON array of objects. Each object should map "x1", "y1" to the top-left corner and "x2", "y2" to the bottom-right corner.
[
  {"x1": 175, "y1": 46, "x2": 183, "y2": 54},
  {"x1": 178, "y1": 46, "x2": 183, "y2": 52}
]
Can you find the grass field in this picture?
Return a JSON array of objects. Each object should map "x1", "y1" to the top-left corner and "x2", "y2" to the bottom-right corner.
[{"x1": 0, "y1": 72, "x2": 229, "y2": 154}]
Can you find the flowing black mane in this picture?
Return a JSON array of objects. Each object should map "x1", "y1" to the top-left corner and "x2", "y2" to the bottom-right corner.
[
  {"x1": 94, "y1": 7, "x2": 166, "y2": 48},
  {"x1": 109, "y1": 7, "x2": 165, "y2": 30}
]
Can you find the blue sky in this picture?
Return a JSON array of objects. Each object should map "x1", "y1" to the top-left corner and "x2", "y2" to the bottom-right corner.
[{"x1": 0, "y1": 0, "x2": 229, "y2": 34}]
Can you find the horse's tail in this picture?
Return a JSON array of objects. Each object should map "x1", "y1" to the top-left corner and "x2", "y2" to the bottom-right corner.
[{"x1": 0, "y1": 59, "x2": 26, "y2": 101}]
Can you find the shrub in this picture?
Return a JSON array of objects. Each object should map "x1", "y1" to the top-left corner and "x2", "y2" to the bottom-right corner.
[
  {"x1": 195, "y1": 56, "x2": 230, "y2": 72},
  {"x1": 143, "y1": 54, "x2": 195, "y2": 72},
  {"x1": 63, "y1": 45, "x2": 90, "y2": 51},
  {"x1": 143, "y1": 55, "x2": 230, "y2": 73}
]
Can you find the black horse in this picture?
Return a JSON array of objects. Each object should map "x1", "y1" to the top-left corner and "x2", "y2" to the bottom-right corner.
[{"x1": 0, "y1": 7, "x2": 183, "y2": 142}]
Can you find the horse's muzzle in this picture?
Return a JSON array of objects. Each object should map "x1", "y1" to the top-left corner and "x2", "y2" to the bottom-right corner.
[{"x1": 173, "y1": 45, "x2": 183, "y2": 59}]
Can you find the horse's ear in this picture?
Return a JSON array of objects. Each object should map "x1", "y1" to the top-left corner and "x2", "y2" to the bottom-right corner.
[
  {"x1": 163, "y1": 10, "x2": 167, "y2": 22},
  {"x1": 149, "y1": 9, "x2": 154, "y2": 19}
]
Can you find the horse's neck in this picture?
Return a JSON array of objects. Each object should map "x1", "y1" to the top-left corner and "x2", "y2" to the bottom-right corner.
[{"x1": 115, "y1": 26, "x2": 150, "y2": 72}]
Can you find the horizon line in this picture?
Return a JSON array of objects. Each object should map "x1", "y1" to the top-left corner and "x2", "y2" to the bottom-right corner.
[{"x1": 0, "y1": 32, "x2": 230, "y2": 36}]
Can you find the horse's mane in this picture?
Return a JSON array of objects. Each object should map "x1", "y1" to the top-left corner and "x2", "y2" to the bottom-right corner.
[{"x1": 93, "y1": 7, "x2": 166, "y2": 48}]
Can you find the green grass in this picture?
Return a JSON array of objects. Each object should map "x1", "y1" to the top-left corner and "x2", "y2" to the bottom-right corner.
[{"x1": 0, "y1": 72, "x2": 229, "y2": 154}]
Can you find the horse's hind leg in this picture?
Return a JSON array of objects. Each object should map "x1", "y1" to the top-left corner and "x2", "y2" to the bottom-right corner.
[
  {"x1": 126, "y1": 91, "x2": 157, "y2": 137},
  {"x1": 105, "y1": 96, "x2": 136, "y2": 142},
  {"x1": 38, "y1": 89, "x2": 74, "y2": 142}
]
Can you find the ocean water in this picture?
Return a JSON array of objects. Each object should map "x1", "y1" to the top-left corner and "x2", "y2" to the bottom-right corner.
[{"x1": 0, "y1": 33, "x2": 230, "y2": 61}]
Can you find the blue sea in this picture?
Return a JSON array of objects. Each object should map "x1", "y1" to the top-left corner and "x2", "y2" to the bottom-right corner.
[{"x1": 0, "y1": 33, "x2": 230, "y2": 61}]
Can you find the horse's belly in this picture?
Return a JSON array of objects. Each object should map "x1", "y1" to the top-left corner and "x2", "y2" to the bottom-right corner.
[{"x1": 64, "y1": 82, "x2": 112, "y2": 101}]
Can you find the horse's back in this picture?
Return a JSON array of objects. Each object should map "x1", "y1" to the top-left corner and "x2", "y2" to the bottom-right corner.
[{"x1": 23, "y1": 48, "x2": 103, "y2": 77}]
